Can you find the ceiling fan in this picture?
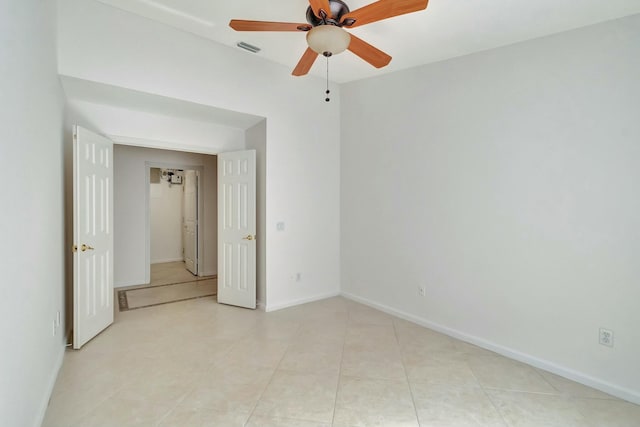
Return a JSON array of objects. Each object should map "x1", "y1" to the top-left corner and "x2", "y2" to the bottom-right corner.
[{"x1": 229, "y1": 0, "x2": 430, "y2": 77}]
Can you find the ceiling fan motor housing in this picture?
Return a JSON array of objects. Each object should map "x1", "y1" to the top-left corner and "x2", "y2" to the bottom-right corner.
[{"x1": 306, "y1": 0, "x2": 350, "y2": 26}]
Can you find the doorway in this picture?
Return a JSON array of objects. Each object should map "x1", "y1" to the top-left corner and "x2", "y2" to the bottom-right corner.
[
  {"x1": 149, "y1": 166, "x2": 200, "y2": 279},
  {"x1": 145, "y1": 162, "x2": 205, "y2": 285},
  {"x1": 107, "y1": 142, "x2": 264, "y2": 309}
]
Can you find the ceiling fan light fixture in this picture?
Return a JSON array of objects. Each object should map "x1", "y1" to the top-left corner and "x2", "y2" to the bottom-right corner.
[{"x1": 306, "y1": 25, "x2": 351, "y2": 56}]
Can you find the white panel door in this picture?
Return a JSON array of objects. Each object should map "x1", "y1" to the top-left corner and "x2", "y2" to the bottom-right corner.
[
  {"x1": 183, "y1": 170, "x2": 198, "y2": 275},
  {"x1": 73, "y1": 126, "x2": 114, "y2": 349},
  {"x1": 218, "y1": 150, "x2": 256, "y2": 309}
]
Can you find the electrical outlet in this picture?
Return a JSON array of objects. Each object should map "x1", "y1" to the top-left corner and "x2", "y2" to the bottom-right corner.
[
  {"x1": 599, "y1": 328, "x2": 614, "y2": 347},
  {"x1": 418, "y1": 286, "x2": 426, "y2": 297}
]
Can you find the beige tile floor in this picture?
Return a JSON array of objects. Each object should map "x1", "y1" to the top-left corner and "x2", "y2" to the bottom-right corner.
[
  {"x1": 149, "y1": 262, "x2": 212, "y2": 286},
  {"x1": 43, "y1": 297, "x2": 640, "y2": 427},
  {"x1": 121, "y1": 262, "x2": 213, "y2": 291}
]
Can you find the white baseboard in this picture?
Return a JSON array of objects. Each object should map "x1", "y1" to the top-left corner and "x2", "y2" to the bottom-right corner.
[
  {"x1": 35, "y1": 341, "x2": 66, "y2": 427},
  {"x1": 265, "y1": 290, "x2": 341, "y2": 312},
  {"x1": 150, "y1": 258, "x2": 183, "y2": 264},
  {"x1": 341, "y1": 291, "x2": 640, "y2": 406},
  {"x1": 114, "y1": 279, "x2": 146, "y2": 288},
  {"x1": 200, "y1": 271, "x2": 216, "y2": 277}
]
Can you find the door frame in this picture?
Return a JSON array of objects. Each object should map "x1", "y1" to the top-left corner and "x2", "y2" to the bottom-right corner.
[
  {"x1": 183, "y1": 169, "x2": 200, "y2": 275},
  {"x1": 105, "y1": 129, "x2": 266, "y2": 307},
  {"x1": 144, "y1": 161, "x2": 204, "y2": 284}
]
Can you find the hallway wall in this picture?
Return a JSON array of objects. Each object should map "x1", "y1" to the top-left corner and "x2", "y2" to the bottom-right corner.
[
  {"x1": 0, "y1": 1, "x2": 66, "y2": 426},
  {"x1": 150, "y1": 174, "x2": 184, "y2": 264}
]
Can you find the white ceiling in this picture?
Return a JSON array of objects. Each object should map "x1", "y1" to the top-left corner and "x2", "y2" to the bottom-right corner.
[{"x1": 95, "y1": 0, "x2": 640, "y2": 83}]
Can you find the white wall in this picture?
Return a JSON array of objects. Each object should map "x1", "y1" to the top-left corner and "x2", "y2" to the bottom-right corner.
[
  {"x1": 0, "y1": 1, "x2": 66, "y2": 426},
  {"x1": 58, "y1": 0, "x2": 341, "y2": 309},
  {"x1": 150, "y1": 175, "x2": 184, "y2": 264},
  {"x1": 341, "y1": 15, "x2": 640, "y2": 403},
  {"x1": 114, "y1": 146, "x2": 217, "y2": 286},
  {"x1": 65, "y1": 98, "x2": 246, "y2": 154}
]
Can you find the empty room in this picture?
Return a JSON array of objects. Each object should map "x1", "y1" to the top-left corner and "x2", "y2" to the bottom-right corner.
[{"x1": 1, "y1": 0, "x2": 639, "y2": 426}]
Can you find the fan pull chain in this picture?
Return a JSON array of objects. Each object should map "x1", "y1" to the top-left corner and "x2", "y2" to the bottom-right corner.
[{"x1": 325, "y1": 55, "x2": 331, "y2": 102}]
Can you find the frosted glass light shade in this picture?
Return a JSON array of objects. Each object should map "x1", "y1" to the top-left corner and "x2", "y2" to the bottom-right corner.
[{"x1": 306, "y1": 25, "x2": 351, "y2": 55}]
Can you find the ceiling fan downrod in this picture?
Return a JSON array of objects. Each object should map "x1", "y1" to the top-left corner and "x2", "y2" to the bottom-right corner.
[{"x1": 325, "y1": 55, "x2": 331, "y2": 102}]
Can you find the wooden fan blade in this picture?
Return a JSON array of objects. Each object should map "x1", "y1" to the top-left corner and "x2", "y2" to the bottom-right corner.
[
  {"x1": 292, "y1": 48, "x2": 319, "y2": 76},
  {"x1": 348, "y1": 34, "x2": 392, "y2": 68},
  {"x1": 309, "y1": 0, "x2": 333, "y2": 19},
  {"x1": 291, "y1": 47, "x2": 318, "y2": 76},
  {"x1": 341, "y1": 0, "x2": 428, "y2": 28},
  {"x1": 229, "y1": 20, "x2": 311, "y2": 32}
]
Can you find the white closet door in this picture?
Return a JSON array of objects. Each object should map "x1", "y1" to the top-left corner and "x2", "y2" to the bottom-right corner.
[
  {"x1": 73, "y1": 126, "x2": 114, "y2": 349},
  {"x1": 217, "y1": 150, "x2": 256, "y2": 309}
]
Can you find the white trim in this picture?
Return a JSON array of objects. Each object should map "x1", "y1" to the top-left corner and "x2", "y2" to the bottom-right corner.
[
  {"x1": 341, "y1": 291, "x2": 640, "y2": 406},
  {"x1": 35, "y1": 343, "x2": 65, "y2": 427},
  {"x1": 265, "y1": 291, "x2": 341, "y2": 313},
  {"x1": 200, "y1": 270, "x2": 217, "y2": 277},
  {"x1": 150, "y1": 257, "x2": 184, "y2": 264},
  {"x1": 109, "y1": 135, "x2": 222, "y2": 155},
  {"x1": 114, "y1": 279, "x2": 146, "y2": 288}
]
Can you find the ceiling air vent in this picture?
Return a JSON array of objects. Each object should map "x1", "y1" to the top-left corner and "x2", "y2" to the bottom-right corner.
[{"x1": 237, "y1": 42, "x2": 261, "y2": 53}]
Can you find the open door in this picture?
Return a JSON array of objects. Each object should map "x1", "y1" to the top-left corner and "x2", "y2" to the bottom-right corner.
[
  {"x1": 73, "y1": 126, "x2": 114, "y2": 349},
  {"x1": 218, "y1": 150, "x2": 256, "y2": 309},
  {"x1": 183, "y1": 170, "x2": 198, "y2": 275}
]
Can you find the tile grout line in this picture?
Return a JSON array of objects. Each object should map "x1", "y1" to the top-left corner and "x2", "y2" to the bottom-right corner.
[
  {"x1": 155, "y1": 340, "x2": 240, "y2": 427},
  {"x1": 466, "y1": 356, "x2": 513, "y2": 427},
  {"x1": 392, "y1": 318, "x2": 422, "y2": 427},
  {"x1": 242, "y1": 323, "x2": 303, "y2": 426},
  {"x1": 466, "y1": 352, "x2": 572, "y2": 427},
  {"x1": 330, "y1": 308, "x2": 350, "y2": 427},
  {"x1": 57, "y1": 379, "x2": 124, "y2": 427},
  {"x1": 153, "y1": 383, "x2": 194, "y2": 427}
]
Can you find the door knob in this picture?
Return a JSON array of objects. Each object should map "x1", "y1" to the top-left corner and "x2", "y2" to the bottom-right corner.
[
  {"x1": 81, "y1": 244, "x2": 95, "y2": 251},
  {"x1": 242, "y1": 235, "x2": 255, "y2": 241}
]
